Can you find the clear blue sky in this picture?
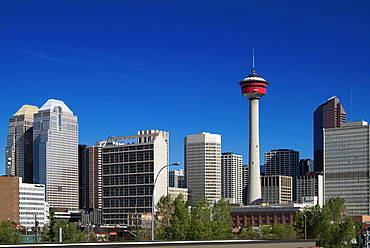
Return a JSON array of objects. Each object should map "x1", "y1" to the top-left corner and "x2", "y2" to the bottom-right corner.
[{"x1": 1, "y1": 0, "x2": 370, "y2": 172}]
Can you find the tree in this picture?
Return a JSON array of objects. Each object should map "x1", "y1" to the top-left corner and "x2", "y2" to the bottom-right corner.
[
  {"x1": 238, "y1": 226, "x2": 261, "y2": 240},
  {"x1": 57, "y1": 220, "x2": 85, "y2": 242},
  {"x1": 155, "y1": 195, "x2": 232, "y2": 240},
  {"x1": 171, "y1": 193, "x2": 190, "y2": 240},
  {"x1": 42, "y1": 212, "x2": 84, "y2": 242},
  {"x1": 209, "y1": 198, "x2": 233, "y2": 239},
  {"x1": 0, "y1": 221, "x2": 22, "y2": 243},
  {"x1": 260, "y1": 224, "x2": 296, "y2": 239},
  {"x1": 155, "y1": 195, "x2": 175, "y2": 240},
  {"x1": 295, "y1": 197, "x2": 357, "y2": 247}
]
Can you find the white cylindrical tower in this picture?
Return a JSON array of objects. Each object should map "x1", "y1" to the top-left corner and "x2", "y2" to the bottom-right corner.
[{"x1": 239, "y1": 69, "x2": 269, "y2": 204}]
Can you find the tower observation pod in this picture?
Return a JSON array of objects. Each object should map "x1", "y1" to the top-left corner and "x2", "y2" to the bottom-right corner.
[{"x1": 239, "y1": 68, "x2": 269, "y2": 205}]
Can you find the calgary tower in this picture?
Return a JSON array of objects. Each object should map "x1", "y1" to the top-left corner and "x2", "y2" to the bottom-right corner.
[{"x1": 239, "y1": 55, "x2": 269, "y2": 204}]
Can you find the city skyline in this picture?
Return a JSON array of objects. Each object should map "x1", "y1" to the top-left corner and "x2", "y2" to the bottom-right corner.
[{"x1": 1, "y1": 1, "x2": 370, "y2": 172}]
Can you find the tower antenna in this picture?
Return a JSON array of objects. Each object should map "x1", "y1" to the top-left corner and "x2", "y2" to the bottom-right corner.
[
  {"x1": 252, "y1": 47, "x2": 255, "y2": 71},
  {"x1": 350, "y1": 84, "x2": 353, "y2": 122}
]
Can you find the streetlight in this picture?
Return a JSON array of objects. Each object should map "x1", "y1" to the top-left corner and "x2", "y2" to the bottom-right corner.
[{"x1": 151, "y1": 162, "x2": 180, "y2": 241}]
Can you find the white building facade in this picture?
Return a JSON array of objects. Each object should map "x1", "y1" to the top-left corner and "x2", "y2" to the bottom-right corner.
[
  {"x1": 33, "y1": 99, "x2": 79, "y2": 211},
  {"x1": 221, "y1": 152, "x2": 243, "y2": 204},
  {"x1": 184, "y1": 132, "x2": 221, "y2": 203},
  {"x1": 19, "y1": 179, "x2": 49, "y2": 230}
]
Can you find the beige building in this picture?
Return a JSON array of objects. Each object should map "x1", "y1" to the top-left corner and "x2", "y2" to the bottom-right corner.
[
  {"x1": 261, "y1": 175, "x2": 292, "y2": 204},
  {"x1": 184, "y1": 132, "x2": 221, "y2": 204},
  {"x1": 168, "y1": 187, "x2": 189, "y2": 201},
  {"x1": 221, "y1": 152, "x2": 243, "y2": 204},
  {"x1": 6, "y1": 105, "x2": 39, "y2": 183}
]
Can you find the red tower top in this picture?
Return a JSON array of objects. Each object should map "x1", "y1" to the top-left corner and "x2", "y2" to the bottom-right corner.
[{"x1": 239, "y1": 69, "x2": 269, "y2": 100}]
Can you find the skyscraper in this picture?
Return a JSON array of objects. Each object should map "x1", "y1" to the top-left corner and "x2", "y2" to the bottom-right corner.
[
  {"x1": 264, "y1": 149, "x2": 299, "y2": 201},
  {"x1": 33, "y1": 99, "x2": 79, "y2": 211},
  {"x1": 169, "y1": 169, "x2": 185, "y2": 188},
  {"x1": 238, "y1": 62, "x2": 269, "y2": 204},
  {"x1": 324, "y1": 121, "x2": 370, "y2": 215},
  {"x1": 184, "y1": 132, "x2": 221, "y2": 203},
  {"x1": 297, "y1": 173, "x2": 324, "y2": 206},
  {"x1": 314, "y1": 97, "x2": 346, "y2": 173},
  {"x1": 98, "y1": 130, "x2": 169, "y2": 225},
  {"x1": 5, "y1": 105, "x2": 39, "y2": 183},
  {"x1": 79, "y1": 145, "x2": 102, "y2": 210},
  {"x1": 221, "y1": 152, "x2": 243, "y2": 204}
]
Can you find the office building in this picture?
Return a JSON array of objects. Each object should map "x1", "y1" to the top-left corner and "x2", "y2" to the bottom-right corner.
[
  {"x1": 33, "y1": 99, "x2": 79, "y2": 211},
  {"x1": 19, "y1": 180, "x2": 49, "y2": 230},
  {"x1": 169, "y1": 169, "x2": 185, "y2": 188},
  {"x1": 98, "y1": 130, "x2": 169, "y2": 225},
  {"x1": 261, "y1": 175, "x2": 292, "y2": 204},
  {"x1": 314, "y1": 97, "x2": 346, "y2": 173},
  {"x1": 264, "y1": 149, "x2": 299, "y2": 201},
  {"x1": 168, "y1": 187, "x2": 189, "y2": 201},
  {"x1": 221, "y1": 152, "x2": 243, "y2": 204},
  {"x1": 79, "y1": 145, "x2": 102, "y2": 210},
  {"x1": 298, "y1": 159, "x2": 314, "y2": 176},
  {"x1": 324, "y1": 121, "x2": 370, "y2": 215},
  {"x1": 184, "y1": 132, "x2": 221, "y2": 204},
  {"x1": 5, "y1": 105, "x2": 39, "y2": 183},
  {"x1": 242, "y1": 165, "x2": 249, "y2": 205},
  {"x1": 0, "y1": 176, "x2": 20, "y2": 223},
  {"x1": 297, "y1": 173, "x2": 324, "y2": 206},
  {"x1": 0, "y1": 176, "x2": 48, "y2": 229}
]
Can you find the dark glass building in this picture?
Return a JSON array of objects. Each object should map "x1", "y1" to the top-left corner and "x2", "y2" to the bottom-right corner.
[{"x1": 313, "y1": 97, "x2": 346, "y2": 173}]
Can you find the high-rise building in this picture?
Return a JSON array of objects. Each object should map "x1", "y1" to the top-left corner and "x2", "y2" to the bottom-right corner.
[
  {"x1": 33, "y1": 99, "x2": 79, "y2": 211},
  {"x1": 78, "y1": 145, "x2": 102, "y2": 210},
  {"x1": 184, "y1": 132, "x2": 221, "y2": 204},
  {"x1": 324, "y1": 121, "x2": 370, "y2": 215},
  {"x1": 297, "y1": 173, "x2": 324, "y2": 206},
  {"x1": 98, "y1": 130, "x2": 169, "y2": 225},
  {"x1": 221, "y1": 152, "x2": 243, "y2": 204},
  {"x1": 314, "y1": 97, "x2": 346, "y2": 173},
  {"x1": 261, "y1": 175, "x2": 292, "y2": 204},
  {"x1": 238, "y1": 62, "x2": 269, "y2": 204},
  {"x1": 264, "y1": 149, "x2": 299, "y2": 201},
  {"x1": 298, "y1": 159, "x2": 314, "y2": 176},
  {"x1": 169, "y1": 169, "x2": 185, "y2": 188},
  {"x1": 5, "y1": 105, "x2": 39, "y2": 183},
  {"x1": 242, "y1": 165, "x2": 249, "y2": 205}
]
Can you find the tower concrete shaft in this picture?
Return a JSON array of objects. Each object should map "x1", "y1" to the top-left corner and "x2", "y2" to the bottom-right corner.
[
  {"x1": 248, "y1": 98, "x2": 261, "y2": 204},
  {"x1": 239, "y1": 69, "x2": 269, "y2": 205}
]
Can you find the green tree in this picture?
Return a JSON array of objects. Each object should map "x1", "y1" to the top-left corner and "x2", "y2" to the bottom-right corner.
[
  {"x1": 295, "y1": 197, "x2": 357, "y2": 247},
  {"x1": 155, "y1": 195, "x2": 175, "y2": 240},
  {"x1": 209, "y1": 198, "x2": 233, "y2": 239},
  {"x1": 57, "y1": 220, "x2": 85, "y2": 242},
  {"x1": 240, "y1": 226, "x2": 262, "y2": 239},
  {"x1": 42, "y1": 213, "x2": 84, "y2": 242},
  {"x1": 260, "y1": 224, "x2": 296, "y2": 239},
  {"x1": 189, "y1": 198, "x2": 212, "y2": 240},
  {"x1": 155, "y1": 195, "x2": 232, "y2": 240},
  {"x1": 171, "y1": 194, "x2": 190, "y2": 240},
  {"x1": 0, "y1": 221, "x2": 22, "y2": 243}
]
